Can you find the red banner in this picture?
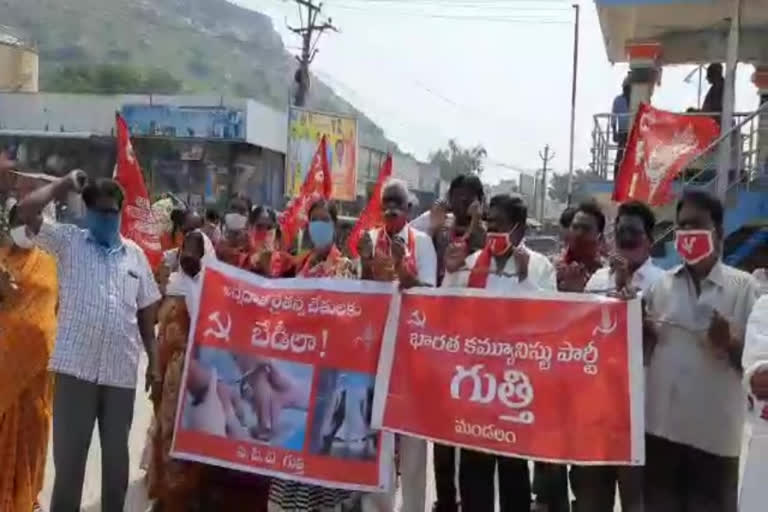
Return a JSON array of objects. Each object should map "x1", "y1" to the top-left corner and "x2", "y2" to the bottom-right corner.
[
  {"x1": 115, "y1": 113, "x2": 162, "y2": 267},
  {"x1": 613, "y1": 103, "x2": 719, "y2": 206},
  {"x1": 171, "y1": 261, "x2": 395, "y2": 491},
  {"x1": 347, "y1": 154, "x2": 392, "y2": 257},
  {"x1": 279, "y1": 136, "x2": 332, "y2": 249},
  {"x1": 372, "y1": 288, "x2": 645, "y2": 465}
]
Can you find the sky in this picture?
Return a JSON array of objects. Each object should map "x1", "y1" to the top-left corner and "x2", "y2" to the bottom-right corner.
[{"x1": 237, "y1": 0, "x2": 760, "y2": 185}]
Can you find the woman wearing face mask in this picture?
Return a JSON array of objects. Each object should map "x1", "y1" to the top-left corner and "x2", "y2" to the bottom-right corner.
[
  {"x1": 217, "y1": 197, "x2": 254, "y2": 267},
  {"x1": 0, "y1": 206, "x2": 58, "y2": 512},
  {"x1": 293, "y1": 199, "x2": 356, "y2": 279},
  {"x1": 249, "y1": 205, "x2": 279, "y2": 253},
  {"x1": 267, "y1": 199, "x2": 360, "y2": 512}
]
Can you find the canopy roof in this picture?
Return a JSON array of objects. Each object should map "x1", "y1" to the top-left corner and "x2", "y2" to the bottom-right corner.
[{"x1": 595, "y1": 0, "x2": 768, "y2": 65}]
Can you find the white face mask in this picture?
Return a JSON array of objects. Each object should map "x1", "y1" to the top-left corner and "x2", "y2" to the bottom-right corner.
[
  {"x1": 10, "y1": 225, "x2": 34, "y2": 249},
  {"x1": 224, "y1": 213, "x2": 247, "y2": 231}
]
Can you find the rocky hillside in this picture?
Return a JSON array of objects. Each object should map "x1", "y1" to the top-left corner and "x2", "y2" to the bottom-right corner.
[{"x1": 1, "y1": 0, "x2": 392, "y2": 149}]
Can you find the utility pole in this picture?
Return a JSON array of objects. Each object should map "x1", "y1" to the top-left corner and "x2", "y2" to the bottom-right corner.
[
  {"x1": 565, "y1": 3, "x2": 580, "y2": 206},
  {"x1": 539, "y1": 145, "x2": 554, "y2": 222},
  {"x1": 288, "y1": 0, "x2": 338, "y2": 107}
]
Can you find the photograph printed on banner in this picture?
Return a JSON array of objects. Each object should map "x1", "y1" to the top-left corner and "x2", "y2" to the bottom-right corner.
[
  {"x1": 181, "y1": 346, "x2": 313, "y2": 452},
  {"x1": 308, "y1": 369, "x2": 378, "y2": 461}
]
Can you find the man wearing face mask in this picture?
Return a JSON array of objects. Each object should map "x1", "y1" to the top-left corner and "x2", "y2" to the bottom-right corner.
[
  {"x1": 443, "y1": 194, "x2": 556, "y2": 511},
  {"x1": 643, "y1": 190, "x2": 760, "y2": 512},
  {"x1": 359, "y1": 178, "x2": 437, "y2": 512},
  {"x1": 570, "y1": 201, "x2": 664, "y2": 512},
  {"x1": 16, "y1": 170, "x2": 162, "y2": 512}
]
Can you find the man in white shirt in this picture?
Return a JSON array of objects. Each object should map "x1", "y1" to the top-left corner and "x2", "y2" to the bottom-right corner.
[
  {"x1": 644, "y1": 190, "x2": 760, "y2": 512},
  {"x1": 573, "y1": 200, "x2": 664, "y2": 512},
  {"x1": 741, "y1": 294, "x2": 768, "y2": 511},
  {"x1": 443, "y1": 193, "x2": 556, "y2": 511},
  {"x1": 359, "y1": 178, "x2": 437, "y2": 512}
]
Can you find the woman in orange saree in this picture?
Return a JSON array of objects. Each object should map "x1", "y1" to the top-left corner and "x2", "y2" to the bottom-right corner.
[{"x1": 0, "y1": 207, "x2": 57, "y2": 512}]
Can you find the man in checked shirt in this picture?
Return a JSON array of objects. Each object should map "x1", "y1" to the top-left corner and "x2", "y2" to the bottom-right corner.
[{"x1": 17, "y1": 170, "x2": 161, "y2": 512}]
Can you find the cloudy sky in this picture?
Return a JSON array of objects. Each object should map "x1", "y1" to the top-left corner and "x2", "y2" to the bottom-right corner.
[{"x1": 239, "y1": 0, "x2": 759, "y2": 184}]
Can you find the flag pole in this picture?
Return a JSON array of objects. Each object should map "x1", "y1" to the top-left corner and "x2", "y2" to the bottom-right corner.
[{"x1": 566, "y1": 3, "x2": 580, "y2": 206}]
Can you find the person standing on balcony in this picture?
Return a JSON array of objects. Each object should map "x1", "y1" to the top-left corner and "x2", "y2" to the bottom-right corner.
[
  {"x1": 643, "y1": 189, "x2": 760, "y2": 511},
  {"x1": 702, "y1": 63, "x2": 725, "y2": 118},
  {"x1": 612, "y1": 76, "x2": 631, "y2": 176}
]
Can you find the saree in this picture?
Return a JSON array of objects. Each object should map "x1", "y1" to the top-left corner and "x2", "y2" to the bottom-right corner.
[
  {"x1": 148, "y1": 291, "x2": 270, "y2": 511},
  {"x1": 268, "y1": 245, "x2": 361, "y2": 512},
  {"x1": 0, "y1": 247, "x2": 57, "y2": 512}
]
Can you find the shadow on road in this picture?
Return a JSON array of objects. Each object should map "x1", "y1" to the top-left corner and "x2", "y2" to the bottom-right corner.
[{"x1": 81, "y1": 477, "x2": 150, "y2": 512}]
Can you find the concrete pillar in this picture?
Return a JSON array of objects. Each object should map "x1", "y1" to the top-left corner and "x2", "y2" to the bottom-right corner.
[
  {"x1": 625, "y1": 42, "x2": 663, "y2": 122},
  {"x1": 752, "y1": 67, "x2": 768, "y2": 178}
]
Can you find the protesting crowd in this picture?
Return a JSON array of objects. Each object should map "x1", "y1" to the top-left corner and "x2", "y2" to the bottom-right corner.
[{"x1": 1, "y1": 138, "x2": 768, "y2": 512}]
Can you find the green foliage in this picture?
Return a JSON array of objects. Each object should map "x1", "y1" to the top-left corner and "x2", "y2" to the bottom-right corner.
[
  {"x1": 429, "y1": 139, "x2": 488, "y2": 182},
  {"x1": 45, "y1": 64, "x2": 182, "y2": 94}
]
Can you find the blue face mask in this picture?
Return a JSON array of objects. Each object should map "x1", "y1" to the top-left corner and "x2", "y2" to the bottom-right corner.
[
  {"x1": 85, "y1": 209, "x2": 121, "y2": 248},
  {"x1": 308, "y1": 220, "x2": 335, "y2": 249}
]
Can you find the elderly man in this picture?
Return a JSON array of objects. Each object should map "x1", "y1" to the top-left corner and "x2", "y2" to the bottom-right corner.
[
  {"x1": 17, "y1": 170, "x2": 161, "y2": 512},
  {"x1": 644, "y1": 190, "x2": 759, "y2": 511},
  {"x1": 360, "y1": 178, "x2": 437, "y2": 512}
]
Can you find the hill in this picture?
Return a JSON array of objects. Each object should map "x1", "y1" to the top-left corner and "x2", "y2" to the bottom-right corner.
[{"x1": 1, "y1": 0, "x2": 393, "y2": 150}]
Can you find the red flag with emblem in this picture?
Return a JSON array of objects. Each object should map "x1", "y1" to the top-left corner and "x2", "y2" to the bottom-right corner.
[
  {"x1": 279, "y1": 136, "x2": 332, "y2": 249},
  {"x1": 347, "y1": 153, "x2": 392, "y2": 257},
  {"x1": 613, "y1": 103, "x2": 720, "y2": 206},
  {"x1": 115, "y1": 113, "x2": 162, "y2": 267}
]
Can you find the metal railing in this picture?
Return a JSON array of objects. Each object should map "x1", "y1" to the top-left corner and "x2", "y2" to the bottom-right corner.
[{"x1": 590, "y1": 110, "x2": 763, "y2": 186}]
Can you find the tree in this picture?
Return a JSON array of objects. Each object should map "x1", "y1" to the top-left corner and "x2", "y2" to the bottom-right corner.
[
  {"x1": 548, "y1": 169, "x2": 603, "y2": 204},
  {"x1": 142, "y1": 68, "x2": 183, "y2": 95},
  {"x1": 44, "y1": 65, "x2": 182, "y2": 94},
  {"x1": 429, "y1": 139, "x2": 487, "y2": 182}
]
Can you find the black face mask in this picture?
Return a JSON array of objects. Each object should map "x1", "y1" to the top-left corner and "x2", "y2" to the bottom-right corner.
[{"x1": 180, "y1": 256, "x2": 201, "y2": 278}]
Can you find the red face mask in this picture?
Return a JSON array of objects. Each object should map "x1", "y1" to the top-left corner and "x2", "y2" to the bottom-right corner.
[
  {"x1": 675, "y1": 229, "x2": 714, "y2": 265},
  {"x1": 486, "y1": 232, "x2": 512, "y2": 256},
  {"x1": 384, "y1": 213, "x2": 407, "y2": 235}
]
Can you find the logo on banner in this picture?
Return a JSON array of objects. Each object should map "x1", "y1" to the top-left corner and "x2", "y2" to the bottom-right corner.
[{"x1": 204, "y1": 311, "x2": 232, "y2": 342}]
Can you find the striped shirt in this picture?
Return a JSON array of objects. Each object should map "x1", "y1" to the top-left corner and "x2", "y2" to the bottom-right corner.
[{"x1": 36, "y1": 221, "x2": 161, "y2": 389}]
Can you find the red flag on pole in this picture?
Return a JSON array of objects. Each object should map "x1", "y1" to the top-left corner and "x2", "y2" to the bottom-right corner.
[
  {"x1": 613, "y1": 103, "x2": 720, "y2": 206},
  {"x1": 115, "y1": 113, "x2": 162, "y2": 267},
  {"x1": 347, "y1": 153, "x2": 393, "y2": 257},
  {"x1": 279, "y1": 136, "x2": 332, "y2": 249}
]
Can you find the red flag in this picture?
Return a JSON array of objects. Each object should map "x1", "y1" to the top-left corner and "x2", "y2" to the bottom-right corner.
[
  {"x1": 613, "y1": 103, "x2": 720, "y2": 206},
  {"x1": 347, "y1": 153, "x2": 393, "y2": 257},
  {"x1": 279, "y1": 136, "x2": 332, "y2": 249},
  {"x1": 115, "y1": 113, "x2": 162, "y2": 267}
]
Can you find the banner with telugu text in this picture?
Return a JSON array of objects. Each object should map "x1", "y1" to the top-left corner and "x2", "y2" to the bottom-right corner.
[
  {"x1": 171, "y1": 260, "x2": 396, "y2": 491},
  {"x1": 372, "y1": 288, "x2": 645, "y2": 465}
]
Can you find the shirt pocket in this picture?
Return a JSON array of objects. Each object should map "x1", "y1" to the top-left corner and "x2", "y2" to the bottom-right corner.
[{"x1": 122, "y1": 271, "x2": 140, "y2": 308}]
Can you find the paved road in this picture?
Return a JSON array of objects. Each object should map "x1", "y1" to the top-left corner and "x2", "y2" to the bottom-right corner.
[{"x1": 38, "y1": 357, "x2": 424, "y2": 511}]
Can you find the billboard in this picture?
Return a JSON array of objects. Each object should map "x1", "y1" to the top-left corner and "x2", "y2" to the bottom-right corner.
[
  {"x1": 121, "y1": 105, "x2": 245, "y2": 140},
  {"x1": 287, "y1": 107, "x2": 358, "y2": 201}
]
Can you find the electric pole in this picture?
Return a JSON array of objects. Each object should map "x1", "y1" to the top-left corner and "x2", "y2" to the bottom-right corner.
[
  {"x1": 288, "y1": 0, "x2": 338, "y2": 107},
  {"x1": 538, "y1": 145, "x2": 554, "y2": 222}
]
